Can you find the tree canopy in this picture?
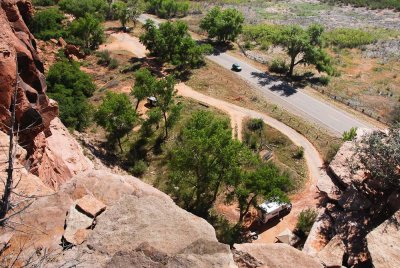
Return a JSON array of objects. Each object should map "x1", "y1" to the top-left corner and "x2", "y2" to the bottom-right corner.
[
  {"x1": 140, "y1": 20, "x2": 212, "y2": 70},
  {"x1": 59, "y1": 0, "x2": 108, "y2": 19},
  {"x1": 146, "y1": 0, "x2": 189, "y2": 19},
  {"x1": 167, "y1": 111, "x2": 253, "y2": 217},
  {"x1": 112, "y1": 0, "x2": 144, "y2": 28},
  {"x1": 200, "y1": 7, "x2": 244, "y2": 43},
  {"x1": 226, "y1": 163, "x2": 291, "y2": 224},
  {"x1": 47, "y1": 60, "x2": 95, "y2": 131},
  {"x1": 29, "y1": 8, "x2": 65, "y2": 40},
  {"x1": 273, "y1": 24, "x2": 334, "y2": 77},
  {"x1": 95, "y1": 92, "x2": 137, "y2": 152},
  {"x1": 132, "y1": 68, "x2": 156, "y2": 111},
  {"x1": 68, "y1": 14, "x2": 104, "y2": 50}
]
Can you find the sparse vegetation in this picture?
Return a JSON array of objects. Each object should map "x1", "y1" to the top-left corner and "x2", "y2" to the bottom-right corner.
[{"x1": 323, "y1": 0, "x2": 400, "y2": 11}]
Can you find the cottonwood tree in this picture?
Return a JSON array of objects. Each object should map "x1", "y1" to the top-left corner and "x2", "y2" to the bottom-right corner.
[
  {"x1": 68, "y1": 14, "x2": 104, "y2": 50},
  {"x1": 153, "y1": 75, "x2": 179, "y2": 139},
  {"x1": 131, "y1": 68, "x2": 156, "y2": 111},
  {"x1": 140, "y1": 20, "x2": 212, "y2": 70},
  {"x1": 273, "y1": 24, "x2": 334, "y2": 77},
  {"x1": 168, "y1": 111, "x2": 253, "y2": 217},
  {"x1": 226, "y1": 163, "x2": 291, "y2": 225},
  {"x1": 200, "y1": 7, "x2": 244, "y2": 43},
  {"x1": 95, "y1": 92, "x2": 137, "y2": 152},
  {"x1": 112, "y1": 0, "x2": 144, "y2": 29}
]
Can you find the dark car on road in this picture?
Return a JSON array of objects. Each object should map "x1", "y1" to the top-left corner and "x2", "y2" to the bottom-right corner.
[{"x1": 231, "y1": 63, "x2": 242, "y2": 72}]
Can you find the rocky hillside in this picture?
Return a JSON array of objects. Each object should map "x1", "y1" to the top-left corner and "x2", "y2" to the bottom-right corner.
[{"x1": 304, "y1": 129, "x2": 400, "y2": 268}]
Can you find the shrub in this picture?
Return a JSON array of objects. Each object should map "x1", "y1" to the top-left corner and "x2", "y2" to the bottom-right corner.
[
  {"x1": 294, "y1": 146, "x2": 304, "y2": 159},
  {"x1": 269, "y1": 58, "x2": 289, "y2": 74},
  {"x1": 59, "y1": 0, "x2": 108, "y2": 19},
  {"x1": 33, "y1": 0, "x2": 57, "y2": 6},
  {"x1": 317, "y1": 76, "x2": 330, "y2": 85},
  {"x1": 296, "y1": 208, "x2": 318, "y2": 237},
  {"x1": 342, "y1": 127, "x2": 357, "y2": 141},
  {"x1": 29, "y1": 8, "x2": 65, "y2": 40},
  {"x1": 247, "y1": 118, "x2": 264, "y2": 132},
  {"x1": 147, "y1": 0, "x2": 189, "y2": 19},
  {"x1": 322, "y1": 0, "x2": 400, "y2": 11},
  {"x1": 324, "y1": 143, "x2": 341, "y2": 164},
  {"x1": 323, "y1": 28, "x2": 377, "y2": 48},
  {"x1": 96, "y1": 50, "x2": 112, "y2": 66},
  {"x1": 108, "y1": 58, "x2": 119, "y2": 69},
  {"x1": 47, "y1": 59, "x2": 96, "y2": 130},
  {"x1": 131, "y1": 160, "x2": 147, "y2": 176}
]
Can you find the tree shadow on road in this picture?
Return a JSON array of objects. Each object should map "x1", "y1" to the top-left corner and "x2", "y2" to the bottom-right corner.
[{"x1": 250, "y1": 71, "x2": 298, "y2": 97}]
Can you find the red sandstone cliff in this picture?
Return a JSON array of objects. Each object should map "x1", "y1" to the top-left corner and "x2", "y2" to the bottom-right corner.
[{"x1": 0, "y1": 0, "x2": 93, "y2": 189}]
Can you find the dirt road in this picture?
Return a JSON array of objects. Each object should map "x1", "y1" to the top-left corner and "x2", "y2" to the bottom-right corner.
[{"x1": 101, "y1": 32, "x2": 324, "y2": 243}]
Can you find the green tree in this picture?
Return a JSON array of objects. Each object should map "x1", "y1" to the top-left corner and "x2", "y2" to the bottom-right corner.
[
  {"x1": 95, "y1": 92, "x2": 137, "y2": 152},
  {"x1": 132, "y1": 68, "x2": 156, "y2": 111},
  {"x1": 146, "y1": 0, "x2": 189, "y2": 19},
  {"x1": 68, "y1": 14, "x2": 104, "y2": 50},
  {"x1": 200, "y1": 7, "x2": 244, "y2": 43},
  {"x1": 29, "y1": 8, "x2": 65, "y2": 40},
  {"x1": 168, "y1": 111, "x2": 252, "y2": 217},
  {"x1": 226, "y1": 163, "x2": 291, "y2": 225},
  {"x1": 140, "y1": 20, "x2": 212, "y2": 70},
  {"x1": 153, "y1": 75, "x2": 177, "y2": 139},
  {"x1": 47, "y1": 60, "x2": 95, "y2": 130},
  {"x1": 112, "y1": 0, "x2": 144, "y2": 29},
  {"x1": 59, "y1": 0, "x2": 108, "y2": 19},
  {"x1": 273, "y1": 24, "x2": 334, "y2": 77}
]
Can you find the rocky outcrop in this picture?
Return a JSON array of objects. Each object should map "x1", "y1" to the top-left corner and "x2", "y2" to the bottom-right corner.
[
  {"x1": 234, "y1": 243, "x2": 323, "y2": 268},
  {"x1": 367, "y1": 211, "x2": 400, "y2": 268},
  {"x1": 0, "y1": 0, "x2": 58, "y2": 142},
  {"x1": 4, "y1": 169, "x2": 235, "y2": 267},
  {"x1": 306, "y1": 128, "x2": 399, "y2": 267}
]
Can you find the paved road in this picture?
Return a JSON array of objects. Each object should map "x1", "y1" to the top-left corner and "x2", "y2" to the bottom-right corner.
[{"x1": 138, "y1": 14, "x2": 373, "y2": 135}]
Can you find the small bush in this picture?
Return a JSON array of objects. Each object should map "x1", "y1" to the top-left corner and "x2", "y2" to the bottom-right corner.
[
  {"x1": 324, "y1": 143, "x2": 341, "y2": 164},
  {"x1": 317, "y1": 76, "x2": 330, "y2": 86},
  {"x1": 33, "y1": 0, "x2": 56, "y2": 6},
  {"x1": 108, "y1": 58, "x2": 119, "y2": 70},
  {"x1": 342, "y1": 127, "x2": 357, "y2": 141},
  {"x1": 247, "y1": 118, "x2": 264, "y2": 132},
  {"x1": 96, "y1": 50, "x2": 112, "y2": 66},
  {"x1": 296, "y1": 208, "x2": 318, "y2": 237},
  {"x1": 269, "y1": 59, "x2": 289, "y2": 74},
  {"x1": 131, "y1": 160, "x2": 147, "y2": 177},
  {"x1": 294, "y1": 146, "x2": 304, "y2": 159}
]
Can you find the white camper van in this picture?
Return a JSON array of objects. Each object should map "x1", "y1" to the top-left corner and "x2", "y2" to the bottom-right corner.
[{"x1": 257, "y1": 200, "x2": 292, "y2": 223}]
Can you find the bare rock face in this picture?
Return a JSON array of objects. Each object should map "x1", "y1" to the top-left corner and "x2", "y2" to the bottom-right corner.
[
  {"x1": 234, "y1": 243, "x2": 323, "y2": 268},
  {"x1": 367, "y1": 211, "x2": 400, "y2": 268},
  {"x1": 317, "y1": 235, "x2": 345, "y2": 267},
  {"x1": 5, "y1": 170, "x2": 235, "y2": 267},
  {"x1": 0, "y1": 0, "x2": 58, "y2": 142}
]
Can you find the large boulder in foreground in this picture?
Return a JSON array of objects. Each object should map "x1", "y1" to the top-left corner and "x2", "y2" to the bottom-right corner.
[
  {"x1": 367, "y1": 211, "x2": 400, "y2": 268},
  {"x1": 5, "y1": 170, "x2": 235, "y2": 267},
  {"x1": 234, "y1": 243, "x2": 323, "y2": 268}
]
